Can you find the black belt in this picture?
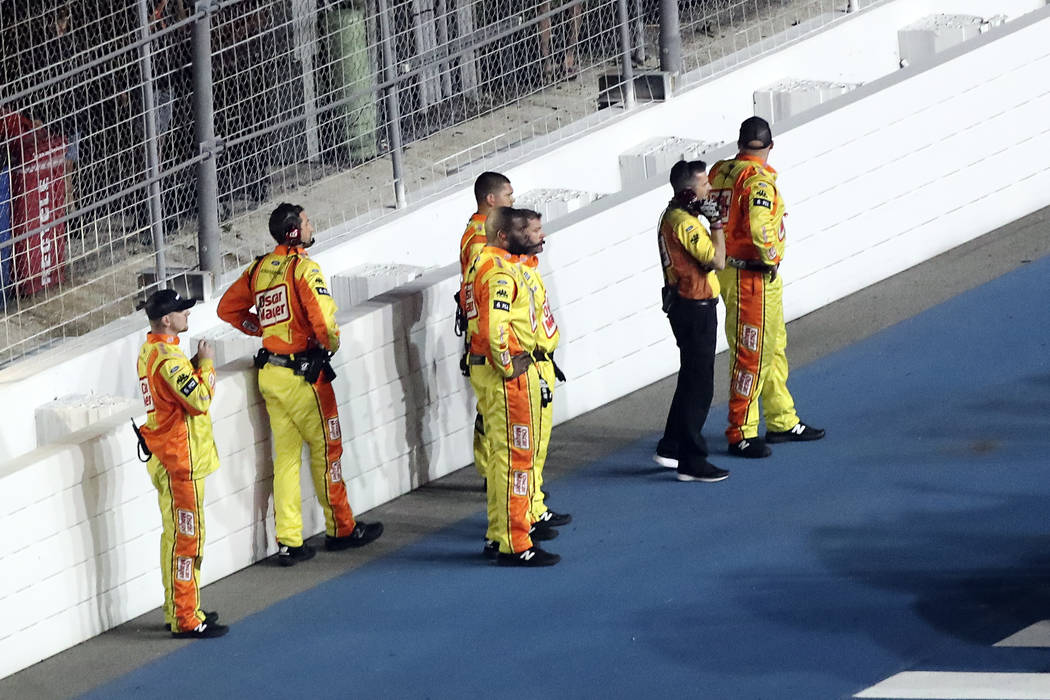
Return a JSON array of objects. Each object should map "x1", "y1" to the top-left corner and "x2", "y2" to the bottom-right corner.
[
  {"x1": 468, "y1": 353, "x2": 487, "y2": 365},
  {"x1": 532, "y1": 349, "x2": 550, "y2": 362},
  {"x1": 674, "y1": 296, "x2": 718, "y2": 308},
  {"x1": 726, "y1": 256, "x2": 774, "y2": 274},
  {"x1": 265, "y1": 352, "x2": 297, "y2": 369}
]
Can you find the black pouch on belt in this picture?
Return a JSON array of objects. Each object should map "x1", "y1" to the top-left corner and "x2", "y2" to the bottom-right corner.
[
  {"x1": 253, "y1": 347, "x2": 270, "y2": 369},
  {"x1": 299, "y1": 348, "x2": 336, "y2": 384},
  {"x1": 453, "y1": 291, "x2": 467, "y2": 336},
  {"x1": 661, "y1": 285, "x2": 677, "y2": 314}
]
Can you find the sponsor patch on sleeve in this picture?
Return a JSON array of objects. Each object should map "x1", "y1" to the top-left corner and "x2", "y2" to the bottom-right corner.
[
  {"x1": 327, "y1": 417, "x2": 341, "y2": 441},
  {"x1": 168, "y1": 364, "x2": 180, "y2": 376},
  {"x1": 329, "y1": 459, "x2": 343, "y2": 483},
  {"x1": 315, "y1": 286, "x2": 330, "y2": 296},
  {"x1": 767, "y1": 246, "x2": 778, "y2": 261},
  {"x1": 493, "y1": 300, "x2": 511, "y2": 312},
  {"x1": 753, "y1": 197, "x2": 772, "y2": 209},
  {"x1": 180, "y1": 378, "x2": 198, "y2": 397},
  {"x1": 500, "y1": 350, "x2": 511, "y2": 366}
]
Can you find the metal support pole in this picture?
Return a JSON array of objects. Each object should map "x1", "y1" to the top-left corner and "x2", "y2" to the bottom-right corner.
[
  {"x1": 617, "y1": 0, "x2": 636, "y2": 110},
  {"x1": 658, "y1": 0, "x2": 682, "y2": 74},
  {"x1": 846, "y1": 0, "x2": 860, "y2": 12},
  {"x1": 631, "y1": 0, "x2": 646, "y2": 65},
  {"x1": 378, "y1": 0, "x2": 408, "y2": 209},
  {"x1": 136, "y1": 0, "x2": 167, "y2": 287},
  {"x1": 193, "y1": 1, "x2": 221, "y2": 277},
  {"x1": 435, "y1": 0, "x2": 453, "y2": 99}
]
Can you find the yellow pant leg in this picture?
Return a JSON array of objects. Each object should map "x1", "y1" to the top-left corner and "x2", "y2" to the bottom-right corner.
[
  {"x1": 758, "y1": 277, "x2": 798, "y2": 432},
  {"x1": 151, "y1": 464, "x2": 206, "y2": 633},
  {"x1": 530, "y1": 359, "x2": 556, "y2": 522},
  {"x1": 473, "y1": 362, "x2": 541, "y2": 554},
  {"x1": 294, "y1": 379, "x2": 356, "y2": 537},
  {"x1": 259, "y1": 364, "x2": 307, "y2": 547},
  {"x1": 470, "y1": 372, "x2": 500, "y2": 543}
]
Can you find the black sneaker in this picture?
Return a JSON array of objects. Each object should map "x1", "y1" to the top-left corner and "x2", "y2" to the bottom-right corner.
[
  {"x1": 171, "y1": 621, "x2": 229, "y2": 639},
  {"x1": 728, "y1": 438, "x2": 772, "y2": 459},
  {"x1": 326, "y1": 521, "x2": 384, "y2": 550},
  {"x1": 529, "y1": 523, "x2": 559, "y2": 541},
  {"x1": 483, "y1": 540, "x2": 499, "y2": 559},
  {"x1": 496, "y1": 547, "x2": 560, "y2": 567},
  {"x1": 166, "y1": 610, "x2": 218, "y2": 631},
  {"x1": 534, "y1": 510, "x2": 572, "y2": 527},
  {"x1": 676, "y1": 462, "x2": 729, "y2": 483},
  {"x1": 277, "y1": 542, "x2": 316, "y2": 567},
  {"x1": 766, "y1": 422, "x2": 826, "y2": 443},
  {"x1": 652, "y1": 452, "x2": 679, "y2": 469}
]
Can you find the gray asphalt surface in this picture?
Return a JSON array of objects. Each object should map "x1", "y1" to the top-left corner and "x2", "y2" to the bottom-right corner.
[{"x1": 3, "y1": 204, "x2": 1048, "y2": 699}]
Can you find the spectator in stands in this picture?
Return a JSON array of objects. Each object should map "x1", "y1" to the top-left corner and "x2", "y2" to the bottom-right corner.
[
  {"x1": 537, "y1": 0, "x2": 584, "y2": 80},
  {"x1": 217, "y1": 203, "x2": 383, "y2": 566},
  {"x1": 708, "y1": 117, "x2": 825, "y2": 458},
  {"x1": 652, "y1": 160, "x2": 729, "y2": 483},
  {"x1": 136, "y1": 289, "x2": 228, "y2": 639}
]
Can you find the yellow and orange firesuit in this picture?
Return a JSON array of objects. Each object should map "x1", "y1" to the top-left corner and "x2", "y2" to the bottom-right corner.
[
  {"x1": 217, "y1": 244, "x2": 357, "y2": 548},
  {"x1": 459, "y1": 212, "x2": 490, "y2": 479},
  {"x1": 137, "y1": 333, "x2": 219, "y2": 634},
  {"x1": 464, "y1": 245, "x2": 543, "y2": 554},
  {"x1": 519, "y1": 255, "x2": 559, "y2": 523},
  {"x1": 709, "y1": 154, "x2": 799, "y2": 444}
]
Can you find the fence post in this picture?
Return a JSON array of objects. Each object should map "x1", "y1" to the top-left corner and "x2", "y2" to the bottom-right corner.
[
  {"x1": 846, "y1": 0, "x2": 860, "y2": 12},
  {"x1": 378, "y1": 0, "x2": 408, "y2": 209},
  {"x1": 193, "y1": 1, "x2": 221, "y2": 277},
  {"x1": 616, "y1": 0, "x2": 636, "y2": 110},
  {"x1": 136, "y1": 0, "x2": 167, "y2": 287},
  {"x1": 632, "y1": 0, "x2": 645, "y2": 65},
  {"x1": 658, "y1": 0, "x2": 682, "y2": 74}
]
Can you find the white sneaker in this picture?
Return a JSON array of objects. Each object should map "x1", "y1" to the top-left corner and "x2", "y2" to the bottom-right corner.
[{"x1": 652, "y1": 453, "x2": 678, "y2": 469}]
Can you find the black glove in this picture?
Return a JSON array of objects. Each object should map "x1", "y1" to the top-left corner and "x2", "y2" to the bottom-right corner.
[
  {"x1": 539, "y1": 377, "x2": 552, "y2": 407},
  {"x1": 508, "y1": 352, "x2": 533, "y2": 379},
  {"x1": 696, "y1": 199, "x2": 722, "y2": 227}
]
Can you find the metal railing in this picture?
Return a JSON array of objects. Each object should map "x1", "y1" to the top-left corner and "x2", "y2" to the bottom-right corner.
[{"x1": 0, "y1": 0, "x2": 858, "y2": 366}]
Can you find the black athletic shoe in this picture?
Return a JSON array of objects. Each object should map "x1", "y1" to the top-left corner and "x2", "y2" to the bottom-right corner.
[
  {"x1": 277, "y1": 542, "x2": 316, "y2": 567},
  {"x1": 728, "y1": 437, "x2": 772, "y2": 459},
  {"x1": 166, "y1": 610, "x2": 218, "y2": 632},
  {"x1": 326, "y1": 521, "x2": 384, "y2": 550},
  {"x1": 676, "y1": 462, "x2": 729, "y2": 483},
  {"x1": 529, "y1": 523, "x2": 559, "y2": 541},
  {"x1": 766, "y1": 422, "x2": 826, "y2": 443},
  {"x1": 652, "y1": 452, "x2": 679, "y2": 469},
  {"x1": 497, "y1": 547, "x2": 560, "y2": 567},
  {"x1": 171, "y1": 621, "x2": 229, "y2": 639},
  {"x1": 534, "y1": 510, "x2": 572, "y2": 527},
  {"x1": 483, "y1": 540, "x2": 499, "y2": 559}
]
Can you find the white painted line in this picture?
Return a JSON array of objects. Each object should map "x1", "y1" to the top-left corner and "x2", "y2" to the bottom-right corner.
[
  {"x1": 855, "y1": 672, "x2": 1050, "y2": 699},
  {"x1": 996, "y1": 621, "x2": 1050, "y2": 648}
]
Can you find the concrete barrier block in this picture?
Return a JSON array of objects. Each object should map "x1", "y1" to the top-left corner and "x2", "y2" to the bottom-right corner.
[
  {"x1": 618, "y1": 137, "x2": 723, "y2": 188},
  {"x1": 514, "y1": 188, "x2": 604, "y2": 223},
  {"x1": 898, "y1": 14, "x2": 1005, "y2": 66},
  {"x1": 331, "y1": 263, "x2": 426, "y2": 308},
  {"x1": 35, "y1": 395, "x2": 141, "y2": 447},
  {"x1": 754, "y1": 79, "x2": 862, "y2": 124}
]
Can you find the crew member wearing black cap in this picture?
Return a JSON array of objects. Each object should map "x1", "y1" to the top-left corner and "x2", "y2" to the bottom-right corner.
[
  {"x1": 653, "y1": 160, "x2": 729, "y2": 483},
  {"x1": 708, "y1": 117, "x2": 824, "y2": 458},
  {"x1": 136, "y1": 289, "x2": 228, "y2": 638}
]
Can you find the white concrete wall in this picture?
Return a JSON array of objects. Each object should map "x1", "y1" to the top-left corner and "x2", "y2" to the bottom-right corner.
[{"x1": 2, "y1": 0, "x2": 1049, "y2": 679}]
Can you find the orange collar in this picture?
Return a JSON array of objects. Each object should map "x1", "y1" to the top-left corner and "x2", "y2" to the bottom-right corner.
[
  {"x1": 146, "y1": 333, "x2": 179, "y2": 345},
  {"x1": 471, "y1": 212, "x2": 486, "y2": 223},
  {"x1": 736, "y1": 153, "x2": 776, "y2": 173},
  {"x1": 274, "y1": 244, "x2": 305, "y2": 256}
]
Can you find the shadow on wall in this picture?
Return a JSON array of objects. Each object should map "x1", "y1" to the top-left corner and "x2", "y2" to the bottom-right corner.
[{"x1": 390, "y1": 288, "x2": 432, "y2": 488}]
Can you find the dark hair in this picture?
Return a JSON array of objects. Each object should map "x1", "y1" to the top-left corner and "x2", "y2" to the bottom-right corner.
[
  {"x1": 473, "y1": 171, "x2": 511, "y2": 204},
  {"x1": 485, "y1": 206, "x2": 529, "y2": 242},
  {"x1": 669, "y1": 160, "x2": 707, "y2": 193},
  {"x1": 519, "y1": 208, "x2": 542, "y2": 222},
  {"x1": 738, "y1": 116, "x2": 773, "y2": 150},
  {"x1": 268, "y1": 202, "x2": 303, "y2": 244}
]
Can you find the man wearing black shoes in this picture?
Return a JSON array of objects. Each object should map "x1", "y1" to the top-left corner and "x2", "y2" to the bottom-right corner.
[
  {"x1": 653, "y1": 161, "x2": 729, "y2": 484},
  {"x1": 708, "y1": 117, "x2": 824, "y2": 458}
]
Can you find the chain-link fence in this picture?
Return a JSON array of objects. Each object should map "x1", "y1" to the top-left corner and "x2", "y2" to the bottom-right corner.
[{"x1": 0, "y1": 0, "x2": 858, "y2": 366}]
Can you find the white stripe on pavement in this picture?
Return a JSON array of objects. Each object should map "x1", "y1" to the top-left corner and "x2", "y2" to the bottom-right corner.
[
  {"x1": 996, "y1": 621, "x2": 1050, "y2": 648},
  {"x1": 855, "y1": 672, "x2": 1050, "y2": 699}
]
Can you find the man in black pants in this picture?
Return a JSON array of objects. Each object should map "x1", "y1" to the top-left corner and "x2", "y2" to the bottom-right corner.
[{"x1": 653, "y1": 160, "x2": 729, "y2": 482}]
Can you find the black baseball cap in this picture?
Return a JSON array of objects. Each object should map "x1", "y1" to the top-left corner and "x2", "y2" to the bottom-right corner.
[
  {"x1": 738, "y1": 116, "x2": 773, "y2": 149},
  {"x1": 144, "y1": 288, "x2": 196, "y2": 320}
]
